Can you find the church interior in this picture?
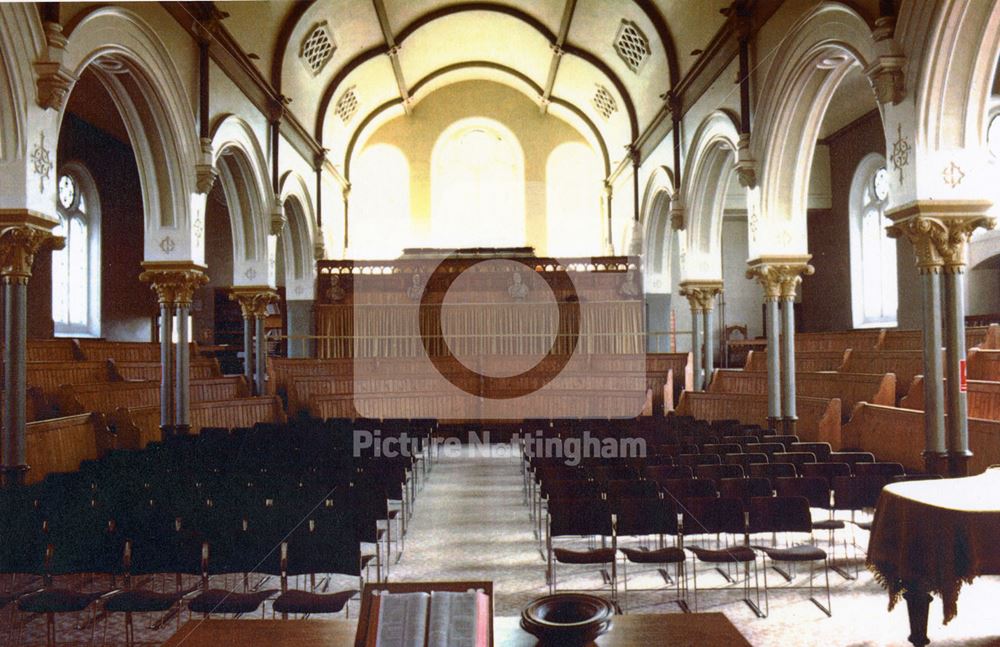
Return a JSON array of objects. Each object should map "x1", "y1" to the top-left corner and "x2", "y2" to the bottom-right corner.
[{"x1": 1, "y1": 1, "x2": 1000, "y2": 645}]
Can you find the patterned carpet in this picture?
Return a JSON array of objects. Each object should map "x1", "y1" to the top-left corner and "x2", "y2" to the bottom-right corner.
[{"x1": 8, "y1": 445, "x2": 1000, "y2": 646}]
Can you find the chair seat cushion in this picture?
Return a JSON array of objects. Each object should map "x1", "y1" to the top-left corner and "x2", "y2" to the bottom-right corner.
[
  {"x1": 105, "y1": 589, "x2": 186, "y2": 613},
  {"x1": 757, "y1": 544, "x2": 827, "y2": 562},
  {"x1": 812, "y1": 519, "x2": 845, "y2": 531},
  {"x1": 188, "y1": 588, "x2": 279, "y2": 615},
  {"x1": 620, "y1": 546, "x2": 686, "y2": 564},
  {"x1": 272, "y1": 589, "x2": 357, "y2": 615},
  {"x1": 553, "y1": 547, "x2": 616, "y2": 564},
  {"x1": 687, "y1": 545, "x2": 757, "y2": 563},
  {"x1": 17, "y1": 589, "x2": 108, "y2": 613}
]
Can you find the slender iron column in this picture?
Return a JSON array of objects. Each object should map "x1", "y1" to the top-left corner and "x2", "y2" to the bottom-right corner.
[
  {"x1": 780, "y1": 296, "x2": 797, "y2": 434},
  {"x1": 691, "y1": 306, "x2": 703, "y2": 391},
  {"x1": 943, "y1": 268, "x2": 970, "y2": 476},
  {"x1": 175, "y1": 302, "x2": 192, "y2": 435},
  {"x1": 765, "y1": 298, "x2": 782, "y2": 428},
  {"x1": 2, "y1": 281, "x2": 27, "y2": 485},
  {"x1": 886, "y1": 202, "x2": 994, "y2": 477},
  {"x1": 243, "y1": 314, "x2": 254, "y2": 393},
  {"x1": 141, "y1": 265, "x2": 207, "y2": 440},
  {"x1": 703, "y1": 307, "x2": 715, "y2": 388},
  {"x1": 255, "y1": 314, "x2": 267, "y2": 396},
  {"x1": 921, "y1": 269, "x2": 947, "y2": 474},
  {"x1": 1, "y1": 225, "x2": 61, "y2": 487},
  {"x1": 159, "y1": 300, "x2": 175, "y2": 436}
]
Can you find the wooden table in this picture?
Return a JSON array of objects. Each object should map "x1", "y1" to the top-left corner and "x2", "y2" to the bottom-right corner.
[
  {"x1": 867, "y1": 467, "x2": 1000, "y2": 646},
  {"x1": 163, "y1": 613, "x2": 752, "y2": 646}
]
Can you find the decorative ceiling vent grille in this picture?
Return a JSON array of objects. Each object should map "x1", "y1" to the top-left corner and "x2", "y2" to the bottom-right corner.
[
  {"x1": 614, "y1": 20, "x2": 650, "y2": 73},
  {"x1": 592, "y1": 84, "x2": 618, "y2": 120},
  {"x1": 300, "y1": 22, "x2": 335, "y2": 75},
  {"x1": 335, "y1": 86, "x2": 359, "y2": 124}
]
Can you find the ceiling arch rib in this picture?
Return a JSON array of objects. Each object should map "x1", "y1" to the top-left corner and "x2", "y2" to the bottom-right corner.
[
  {"x1": 313, "y1": 2, "x2": 641, "y2": 169},
  {"x1": 343, "y1": 62, "x2": 612, "y2": 182}
]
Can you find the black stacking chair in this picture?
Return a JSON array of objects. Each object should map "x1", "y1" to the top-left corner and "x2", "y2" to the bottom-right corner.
[
  {"x1": 748, "y1": 496, "x2": 831, "y2": 617},
  {"x1": 790, "y1": 442, "x2": 832, "y2": 463},
  {"x1": 676, "y1": 454, "x2": 722, "y2": 468},
  {"x1": 800, "y1": 462, "x2": 851, "y2": 488},
  {"x1": 613, "y1": 496, "x2": 687, "y2": 612},
  {"x1": 642, "y1": 465, "x2": 693, "y2": 482},
  {"x1": 546, "y1": 498, "x2": 617, "y2": 602},
  {"x1": 749, "y1": 462, "x2": 797, "y2": 481},
  {"x1": 828, "y1": 452, "x2": 875, "y2": 473},
  {"x1": 718, "y1": 477, "x2": 773, "y2": 504},
  {"x1": 694, "y1": 464, "x2": 744, "y2": 486},
  {"x1": 682, "y1": 497, "x2": 763, "y2": 617},
  {"x1": 272, "y1": 506, "x2": 362, "y2": 619},
  {"x1": 772, "y1": 452, "x2": 817, "y2": 474},
  {"x1": 724, "y1": 453, "x2": 769, "y2": 470}
]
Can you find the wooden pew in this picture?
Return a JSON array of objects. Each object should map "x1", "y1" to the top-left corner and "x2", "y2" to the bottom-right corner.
[
  {"x1": 900, "y1": 376, "x2": 1000, "y2": 421},
  {"x1": 313, "y1": 389, "x2": 653, "y2": 421},
  {"x1": 709, "y1": 369, "x2": 895, "y2": 422},
  {"x1": 58, "y1": 377, "x2": 250, "y2": 416},
  {"x1": 967, "y1": 348, "x2": 1000, "y2": 381},
  {"x1": 112, "y1": 396, "x2": 287, "y2": 450},
  {"x1": 113, "y1": 358, "x2": 221, "y2": 381},
  {"x1": 23, "y1": 339, "x2": 83, "y2": 362},
  {"x1": 744, "y1": 349, "x2": 849, "y2": 373},
  {"x1": 841, "y1": 402, "x2": 1000, "y2": 474},
  {"x1": 25, "y1": 413, "x2": 113, "y2": 484},
  {"x1": 877, "y1": 325, "x2": 993, "y2": 351},
  {"x1": 646, "y1": 353, "x2": 692, "y2": 406},
  {"x1": 674, "y1": 391, "x2": 842, "y2": 449},
  {"x1": 838, "y1": 350, "x2": 926, "y2": 401},
  {"x1": 78, "y1": 340, "x2": 166, "y2": 362},
  {"x1": 794, "y1": 330, "x2": 884, "y2": 352},
  {"x1": 27, "y1": 361, "x2": 117, "y2": 417}
]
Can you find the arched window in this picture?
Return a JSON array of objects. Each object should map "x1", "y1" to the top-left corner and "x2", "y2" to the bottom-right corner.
[
  {"x1": 351, "y1": 144, "x2": 410, "y2": 259},
  {"x1": 53, "y1": 163, "x2": 101, "y2": 336},
  {"x1": 431, "y1": 119, "x2": 525, "y2": 249},
  {"x1": 849, "y1": 153, "x2": 897, "y2": 327},
  {"x1": 545, "y1": 142, "x2": 602, "y2": 256}
]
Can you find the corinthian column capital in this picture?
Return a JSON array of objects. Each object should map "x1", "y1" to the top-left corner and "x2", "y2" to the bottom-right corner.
[
  {"x1": 139, "y1": 262, "x2": 209, "y2": 306},
  {"x1": 678, "y1": 280, "x2": 723, "y2": 312},
  {"x1": 230, "y1": 286, "x2": 279, "y2": 319},
  {"x1": 0, "y1": 216, "x2": 66, "y2": 284},
  {"x1": 745, "y1": 255, "x2": 814, "y2": 301},
  {"x1": 886, "y1": 200, "x2": 995, "y2": 274}
]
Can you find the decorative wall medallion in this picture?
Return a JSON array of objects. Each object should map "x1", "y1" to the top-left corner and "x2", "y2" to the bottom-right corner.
[
  {"x1": 192, "y1": 214, "x2": 204, "y2": 248},
  {"x1": 294, "y1": 285, "x2": 304, "y2": 297},
  {"x1": 778, "y1": 229, "x2": 792, "y2": 246},
  {"x1": 889, "y1": 123, "x2": 911, "y2": 183},
  {"x1": 942, "y1": 161, "x2": 965, "y2": 188},
  {"x1": 159, "y1": 236, "x2": 176, "y2": 254},
  {"x1": 244, "y1": 267, "x2": 257, "y2": 280},
  {"x1": 31, "y1": 132, "x2": 53, "y2": 193},
  {"x1": 748, "y1": 211, "x2": 759, "y2": 242}
]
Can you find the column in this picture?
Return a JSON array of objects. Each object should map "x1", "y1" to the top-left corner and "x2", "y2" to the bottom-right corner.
[
  {"x1": 230, "y1": 287, "x2": 279, "y2": 395},
  {"x1": 920, "y1": 269, "x2": 947, "y2": 474},
  {"x1": 887, "y1": 202, "x2": 994, "y2": 477},
  {"x1": 747, "y1": 257, "x2": 813, "y2": 432},
  {"x1": 159, "y1": 299, "x2": 175, "y2": 436},
  {"x1": 679, "y1": 281, "x2": 722, "y2": 391},
  {"x1": 0, "y1": 224, "x2": 62, "y2": 487},
  {"x1": 140, "y1": 264, "x2": 208, "y2": 439},
  {"x1": 691, "y1": 304, "x2": 703, "y2": 391}
]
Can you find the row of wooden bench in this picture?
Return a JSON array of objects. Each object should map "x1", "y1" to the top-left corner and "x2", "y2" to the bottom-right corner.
[{"x1": 789, "y1": 324, "x2": 999, "y2": 353}]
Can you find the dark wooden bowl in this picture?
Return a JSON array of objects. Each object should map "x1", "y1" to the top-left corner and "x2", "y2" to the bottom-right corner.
[{"x1": 520, "y1": 593, "x2": 615, "y2": 645}]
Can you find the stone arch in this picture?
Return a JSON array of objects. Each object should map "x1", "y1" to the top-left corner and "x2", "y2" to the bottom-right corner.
[
  {"x1": 61, "y1": 6, "x2": 200, "y2": 262},
  {"x1": 750, "y1": 2, "x2": 879, "y2": 255},
  {"x1": 210, "y1": 115, "x2": 272, "y2": 285},
  {"x1": 896, "y1": 0, "x2": 1000, "y2": 202},
  {"x1": 683, "y1": 110, "x2": 741, "y2": 279},
  {"x1": 640, "y1": 165, "x2": 675, "y2": 293},
  {"x1": 278, "y1": 171, "x2": 317, "y2": 300}
]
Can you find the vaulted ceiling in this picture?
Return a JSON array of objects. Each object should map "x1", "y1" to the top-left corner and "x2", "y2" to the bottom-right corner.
[{"x1": 214, "y1": 0, "x2": 729, "y2": 176}]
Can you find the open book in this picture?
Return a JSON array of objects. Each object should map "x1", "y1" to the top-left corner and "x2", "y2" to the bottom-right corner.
[{"x1": 367, "y1": 590, "x2": 489, "y2": 647}]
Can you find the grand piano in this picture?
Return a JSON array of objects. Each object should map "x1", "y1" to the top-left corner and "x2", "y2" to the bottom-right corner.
[{"x1": 867, "y1": 466, "x2": 1000, "y2": 646}]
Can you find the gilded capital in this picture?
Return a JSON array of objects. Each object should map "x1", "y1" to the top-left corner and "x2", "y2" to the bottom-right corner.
[
  {"x1": 139, "y1": 263, "x2": 209, "y2": 306},
  {"x1": 230, "y1": 287, "x2": 279, "y2": 319},
  {"x1": 886, "y1": 201, "x2": 996, "y2": 274},
  {"x1": 746, "y1": 256, "x2": 814, "y2": 301},
  {"x1": 0, "y1": 225, "x2": 64, "y2": 284},
  {"x1": 678, "y1": 280, "x2": 723, "y2": 312}
]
